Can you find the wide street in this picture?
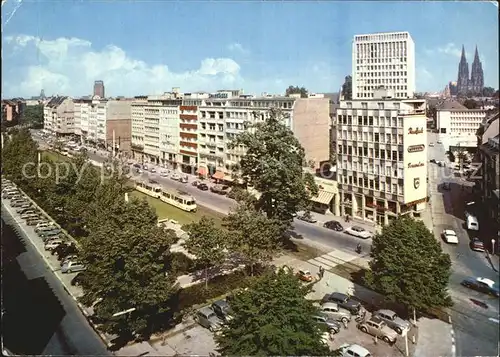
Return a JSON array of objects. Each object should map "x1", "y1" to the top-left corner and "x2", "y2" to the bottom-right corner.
[
  {"x1": 428, "y1": 132, "x2": 499, "y2": 357},
  {"x1": 32, "y1": 132, "x2": 374, "y2": 258},
  {"x1": 1, "y1": 204, "x2": 110, "y2": 356}
]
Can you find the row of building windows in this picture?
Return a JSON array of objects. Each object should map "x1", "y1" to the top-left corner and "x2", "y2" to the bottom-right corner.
[
  {"x1": 357, "y1": 92, "x2": 408, "y2": 98},
  {"x1": 338, "y1": 146, "x2": 404, "y2": 161},
  {"x1": 338, "y1": 131, "x2": 404, "y2": 144},
  {"x1": 338, "y1": 115, "x2": 404, "y2": 127},
  {"x1": 339, "y1": 174, "x2": 404, "y2": 194}
]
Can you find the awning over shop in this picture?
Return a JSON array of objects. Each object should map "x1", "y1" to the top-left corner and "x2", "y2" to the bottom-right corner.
[
  {"x1": 198, "y1": 166, "x2": 207, "y2": 176},
  {"x1": 311, "y1": 190, "x2": 335, "y2": 205},
  {"x1": 212, "y1": 171, "x2": 225, "y2": 180},
  {"x1": 223, "y1": 175, "x2": 234, "y2": 182}
]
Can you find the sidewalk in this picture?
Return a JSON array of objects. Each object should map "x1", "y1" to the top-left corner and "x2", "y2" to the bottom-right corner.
[{"x1": 307, "y1": 211, "x2": 380, "y2": 234}]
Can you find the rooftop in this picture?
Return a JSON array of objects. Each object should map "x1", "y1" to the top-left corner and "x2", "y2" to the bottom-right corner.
[{"x1": 437, "y1": 101, "x2": 467, "y2": 111}]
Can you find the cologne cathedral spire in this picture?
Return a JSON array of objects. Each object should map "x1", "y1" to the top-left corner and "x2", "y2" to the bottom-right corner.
[
  {"x1": 470, "y1": 45, "x2": 484, "y2": 94},
  {"x1": 457, "y1": 45, "x2": 470, "y2": 95}
]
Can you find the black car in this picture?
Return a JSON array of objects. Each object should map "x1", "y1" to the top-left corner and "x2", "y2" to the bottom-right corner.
[
  {"x1": 430, "y1": 159, "x2": 436, "y2": 163},
  {"x1": 461, "y1": 277, "x2": 500, "y2": 297},
  {"x1": 322, "y1": 292, "x2": 361, "y2": 314},
  {"x1": 323, "y1": 220, "x2": 344, "y2": 231},
  {"x1": 197, "y1": 183, "x2": 209, "y2": 191},
  {"x1": 148, "y1": 179, "x2": 159, "y2": 184}
]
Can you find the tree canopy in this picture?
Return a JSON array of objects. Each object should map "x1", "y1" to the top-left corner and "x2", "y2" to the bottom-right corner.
[
  {"x1": 183, "y1": 217, "x2": 228, "y2": 288},
  {"x1": 21, "y1": 105, "x2": 44, "y2": 128},
  {"x1": 463, "y1": 99, "x2": 478, "y2": 109},
  {"x1": 231, "y1": 107, "x2": 318, "y2": 226},
  {"x1": 285, "y1": 85, "x2": 308, "y2": 98},
  {"x1": 364, "y1": 216, "x2": 452, "y2": 313},
  {"x1": 341, "y1": 75, "x2": 352, "y2": 100},
  {"x1": 223, "y1": 203, "x2": 283, "y2": 275},
  {"x1": 215, "y1": 268, "x2": 330, "y2": 356}
]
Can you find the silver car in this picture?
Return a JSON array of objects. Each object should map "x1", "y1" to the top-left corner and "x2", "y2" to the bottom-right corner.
[
  {"x1": 195, "y1": 307, "x2": 222, "y2": 332},
  {"x1": 313, "y1": 314, "x2": 341, "y2": 333},
  {"x1": 357, "y1": 316, "x2": 398, "y2": 343},
  {"x1": 61, "y1": 261, "x2": 86, "y2": 274},
  {"x1": 373, "y1": 309, "x2": 411, "y2": 334},
  {"x1": 319, "y1": 302, "x2": 352, "y2": 324}
]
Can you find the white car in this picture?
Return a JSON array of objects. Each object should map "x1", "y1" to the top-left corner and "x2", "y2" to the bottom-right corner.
[
  {"x1": 160, "y1": 170, "x2": 169, "y2": 177},
  {"x1": 171, "y1": 173, "x2": 181, "y2": 181},
  {"x1": 44, "y1": 239, "x2": 64, "y2": 251},
  {"x1": 442, "y1": 229, "x2": 459, "y2": 244},
  {"x1": 345, "y1": 226, "x2": 372, "y2": 239},
  {"x1": 150, "y1": 168, "x2": 156, "y2": 173},
  {"x1": 340, "y1": 343, "x2": 371, "y2": 357}
]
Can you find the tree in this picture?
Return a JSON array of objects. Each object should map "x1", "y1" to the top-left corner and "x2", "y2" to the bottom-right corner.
[
  {"x1": 1, "y1": 128, "x2": 39, "y2": 187},
  {"x1": 463, "y1": 99, "x2": 478, "y2": 109},
  {"x1": 21, "y1": 104, "x2": 44, "y2": 128},
  {"x1": 482, "y1": 87, "x2": 496, "y2": 97},
  {"x1": 231, "y1": 107, "x2": 318, "y2": 225},
  {"x1": 79, "y1": 191, "x2": 179, "y2": 339},
  {"x1": 341, "y1": 75, "x2": 352, "y2": 100},
  {"x1": 183, "y1": 217, "x2": 228, "y2": 288},
  {"x1": 285, "y1": 85, "x2": 308, "y2": 98},
  {"x1": 223, "y1": 204, "x2": 283, "y2": 275},
  {"x1": 364, "y1": 216, "x2": 452, "y2": 316},
  {"x1": 215, "y1": 268, "x2": 331, "y2": 356}
]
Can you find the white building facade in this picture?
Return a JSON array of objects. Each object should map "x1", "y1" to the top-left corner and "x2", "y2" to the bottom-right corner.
[
  {"x1": 437, "y1": 108, "x2": 488, "y2": 150},
  {"x1": 352, "y1": 32, "x2": 415, "y2": 100},
  {"x1": 335, "y1": 91, "x2": 427, "y2": 225}
]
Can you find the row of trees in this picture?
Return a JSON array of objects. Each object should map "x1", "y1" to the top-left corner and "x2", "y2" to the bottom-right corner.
[{"x1": 1, "y1": 108, "x2": 319, "y2": 346}]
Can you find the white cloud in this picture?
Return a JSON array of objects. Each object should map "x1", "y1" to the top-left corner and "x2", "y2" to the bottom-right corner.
[
  {"x1": 427, "y1": 43, "x2": 470, "y2": 59},
  {"x1": 227, "y1": 42, "x2": 250, "y2": 55},
  {"x1": 3, "y1": 34, "x2": 246, "y2": 97}
]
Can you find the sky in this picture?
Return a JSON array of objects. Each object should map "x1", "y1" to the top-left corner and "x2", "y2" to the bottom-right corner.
[{"x1": 1, "y1": 1, "x2": 498, "y2": 99}]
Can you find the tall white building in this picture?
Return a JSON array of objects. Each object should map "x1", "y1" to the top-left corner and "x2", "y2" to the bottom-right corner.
[{"x1": 352, "y1": 31, "x2": 415, "y2": 100}]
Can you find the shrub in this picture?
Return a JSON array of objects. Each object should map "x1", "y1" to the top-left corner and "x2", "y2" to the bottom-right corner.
[{"x1": 170, "y1": 252, "x2": 195, "y2": 274}]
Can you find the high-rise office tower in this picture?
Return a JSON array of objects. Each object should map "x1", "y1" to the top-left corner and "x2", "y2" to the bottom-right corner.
[
  {"x1": 352, "y1": 31, "x2": 415, "y2": 100},
  {"x1": 93, "y1": 80, "x2": 105, "y2": 98}
]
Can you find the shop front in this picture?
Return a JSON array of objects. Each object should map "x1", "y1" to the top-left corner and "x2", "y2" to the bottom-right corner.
[{"x1": 310, "y1": 177, "x2": 340, "y2": 215}]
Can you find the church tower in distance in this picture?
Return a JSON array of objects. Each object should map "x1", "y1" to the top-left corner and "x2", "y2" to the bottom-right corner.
[
  {"x1": 469, "y1": 46, "x2": 484, "y2": 94},
  {"x1": 457, "y1": 45, "x2": 469, "y2": 95}
]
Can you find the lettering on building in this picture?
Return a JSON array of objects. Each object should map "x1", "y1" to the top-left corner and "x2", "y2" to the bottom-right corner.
[
  {"x1": 407, "y1": 144, "x2": 425, "y2": 153},
  {"x1": 408, "y1": 162, "x2": 424, "y2": 168},
  {"x1": 408, "y1": 127, "x2": 424, "y2": 135}
]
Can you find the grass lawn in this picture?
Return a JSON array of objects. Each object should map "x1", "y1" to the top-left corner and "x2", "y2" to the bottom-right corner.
[
  {"x1": 42, "y1": 151, "x2": 69, "y2": 162},
  {"x1": 130, "y1": 191, "x2": 225, "y2": 226}
]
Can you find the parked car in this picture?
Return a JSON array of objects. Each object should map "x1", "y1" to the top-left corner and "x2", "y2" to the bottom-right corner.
[
  {"x1": 339, "y1": 344, "x2": 372, "y2": 357},
  {"x1": 296, "y1": 269, "x2": 314, "y2": 282},
  {"x1": 148, "y1": 179, "x2": 159, "y2": 184},
  {"x1": 195, "y1": 307, "x2": 223, "y2": 332},
  {"x1": 39, "y1": 229, "x2": 62, "y2": 239},
  {"x1": 461, "y1": 277, "x2": 500, "y2": 297},
  {"x1": 297, "y1": 214, "x2": 318, "y2": 224},
  {"x1": 26, "y1": 218, "x2": 43, "y2": 226},
  {"x1": 319, "y1": 302, "x2": 352, "y2": 324},
  {"x1": 61, "y1": 261, "x2": 86, "y2": 274},
  {"x1": 442, "y1": 229, "x2": 459, "y2": 244},
  {"x1": 171, "y1": 173, "x2": 181, "y2": 181},
  {"x1": 160, "y1": 170, "x2": 169, "y2": 177},
  {"x1": 15, "y1": 204, "x2": 31, "y2": 211},
  {"x1": 36, "y1": 221, "x2": 54, "y2": 230},
  {"x1": 373, "y1": 309, "x2": 411, "y2": 334},
  {"x1": 211, "y1": 299, "x2": 233, "y2": 321},
  {"x1": 54, "y1": 243, "x2": 78, "y2": 260},
  {"x1": 345, "y1": 226, "x2": 372, "y2": 239},
  {"x1": 192, "y1": 180, "x2": 200, "y2": 187},
  {"x1": 180, "y1": 176, "x2": 188, "y2": 183},
  {"x1": 323, "y1": 220, "x2": 344, "y2": 231},
  {"x1": 44, "y1": 239, "x2": 64, "y2": 251},
  {"x1": 12, "y1": 201, "x2": 29, "y2": 208},
  {"x1": 150, "y1": 168, "x2": 156, "y2": 173},
  {"x1": 21, "y1": 213, "x2": 39, "y2": 220},
  {"x1": 470, "y1": 238, "x2": 485, "y2": 252},
  {"x1": 211, "y1": 185, "x2": 229, "y2": 195},
  {"x1": 357, "y1": 316, "x2": 398, "y2": 343},
  {"x1": 313, "y1": 314, "x2": 341, "y2": 333},
  {"x1": 322, "y1": 292, "x2": 361, "y2": 314},
  {"x1": 18, "y1": 208, "x2": 35, "y2": 215},
  {"x1": 197, "y1": 183, "x2": 209, "y2": 191},
  {"x1": 36, "y1": 225, "x2": 57, "y2": 233}
]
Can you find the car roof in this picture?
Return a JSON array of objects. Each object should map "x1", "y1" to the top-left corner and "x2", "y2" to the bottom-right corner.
[
  {"x1": 476, "y1": 277, "x2": 495, "y2": 287},
  {"x1": 212, "y1": 299, "x2": 229, "y2": 308},
  {"x1": 331, "y1": 292, "x2": 348, "y2": 299},
  {"x1": 199, "y1": 306, "x2": 216, "y2": 316},
  {"x1": 377, "y1": 309, "x2": 396, "y2": 316},
  {"x1": 443, "y1": 229, "x2": 457, "y2": 235},
  {"x1": 344, "y1": 344, "x2": 371, "y2": 356},
  {"x1": 368, "y1": 316, "x2": 384, "y2": 324},
  {"x1": 352, "y1": 226, "x2": 364, "y2": 231},
  {"x1": 321, "y1": 302, "x2": 339, "y2": 309},
  {"x1": 299, "y1": 269, "x2": 311, "y2": 274}
]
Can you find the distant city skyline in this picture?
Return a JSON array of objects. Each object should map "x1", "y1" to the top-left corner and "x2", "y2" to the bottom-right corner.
[{"x1": 1, "y1": 1, "x2": 498, "y2": 98}]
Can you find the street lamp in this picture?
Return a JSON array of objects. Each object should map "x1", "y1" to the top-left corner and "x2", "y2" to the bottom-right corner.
[{"x1": 492, "y1": 239, "x2": 496, "y2": 255}]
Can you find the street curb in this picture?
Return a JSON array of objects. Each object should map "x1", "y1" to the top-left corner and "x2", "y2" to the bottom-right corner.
[
  {"x1": 1, "y1": 198, "x2": 113, "y2": 350},
  {"x1": 449, "y1": 315, "x2": 456, "y2": 357}
]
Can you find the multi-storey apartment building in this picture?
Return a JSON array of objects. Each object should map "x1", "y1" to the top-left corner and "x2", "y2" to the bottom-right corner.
[
  {"x1": 475, "y1": 112, "x2": 499, "y2": 236},
  {"x1": 73, "y1": 98, "x2": 92, "y2": 141},
  {"x1": 43, "y1": 96, "x2": 74, "y2": 136},
  {"x1": 130, "y1": 89, "x2": 331, "y2": 179},
  {"x1": 436, "y1": 101, "x2": 488, "y2": 151},
  {"x1": 335, "y1": 88, "x2": 427, "y2": 225},
  {"x1": 352, "y1": 32, "x2": 415, "y2": 100}
]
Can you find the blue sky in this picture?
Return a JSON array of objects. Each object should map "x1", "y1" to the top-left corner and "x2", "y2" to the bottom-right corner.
[{"x1": 2, "y1": 0, "x2": 498, "y2": 98}]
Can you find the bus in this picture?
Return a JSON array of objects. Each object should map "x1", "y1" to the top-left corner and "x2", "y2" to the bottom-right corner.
[
  {"x1": 159, "y1": 189, "x2": 197, "y2": 212},
  {"x1": 133, "y1": 180, "x2": 197, "y2": 212}
]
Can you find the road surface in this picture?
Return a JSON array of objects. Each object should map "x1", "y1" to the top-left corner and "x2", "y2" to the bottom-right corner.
[
  {"x1": 1, "y1": 204, "x2": 110, "y2": 356},
  {"x1": 428, "y1": 132, "x2": 499, "y2": 357}
]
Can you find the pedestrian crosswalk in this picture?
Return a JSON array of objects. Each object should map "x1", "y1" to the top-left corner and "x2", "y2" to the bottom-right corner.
[{"x1": 306, "y1": 250, "x2": 358, "y2": 271}]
